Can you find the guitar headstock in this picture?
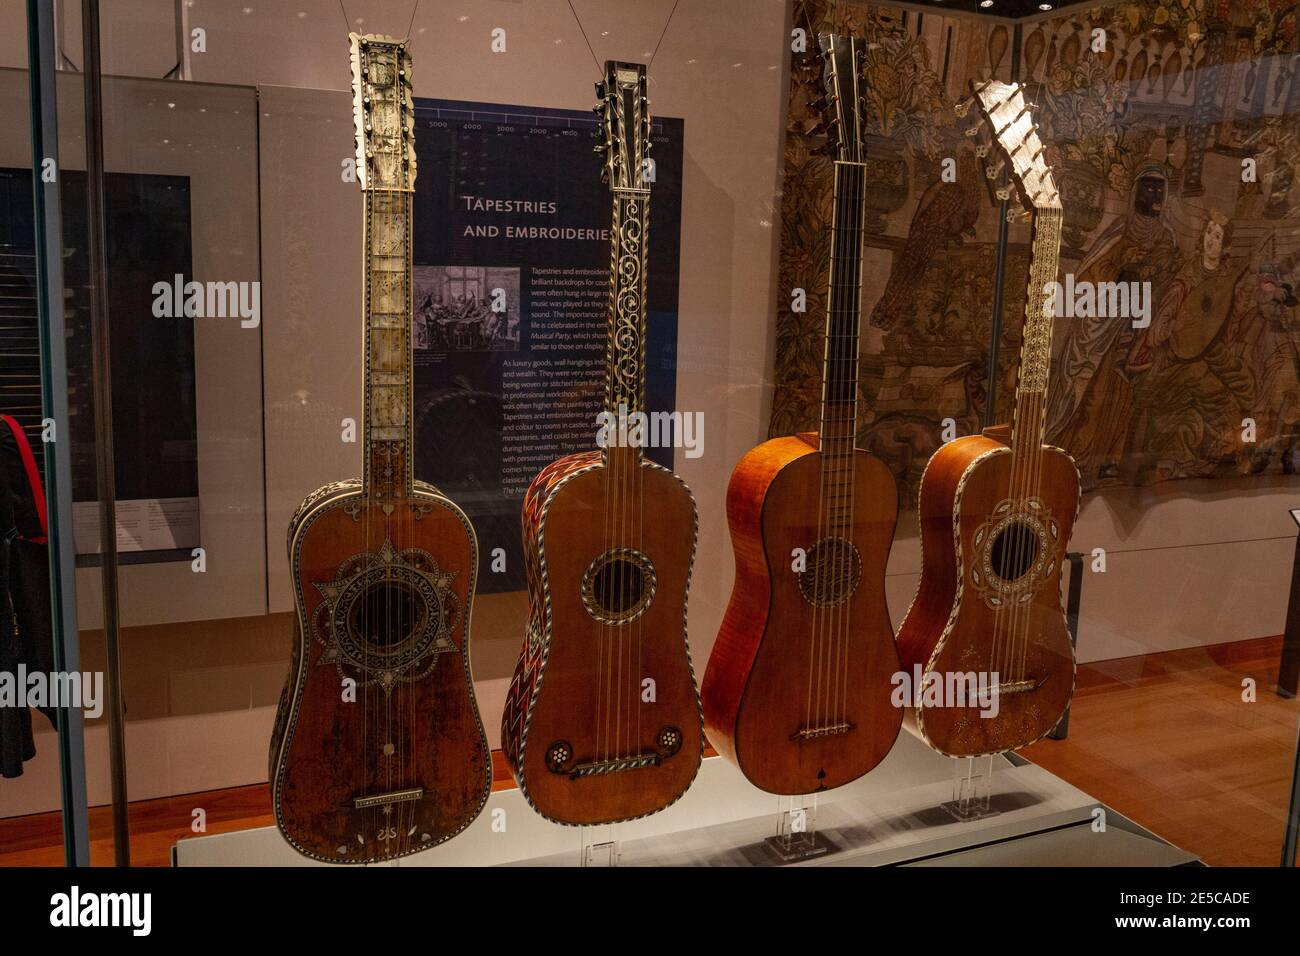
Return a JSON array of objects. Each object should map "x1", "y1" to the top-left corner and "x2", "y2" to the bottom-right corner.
[
  {"x1": 970, "y1": 79, "x2": 1058, "y2": 214},
  {"x1": 816, "y1": 33, "x2": 869, "y2": 164},
  {"x1": 595, "y1": 60, "x2": 651, "y2": 190},
  {"x1": 350, "y1": 33, "x2": 417, "y2": 192}
]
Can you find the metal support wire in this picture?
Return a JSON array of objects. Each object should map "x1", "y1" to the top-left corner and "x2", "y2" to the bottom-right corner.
[
  {"x1": 81, "y1": 0, "x2": 131, "y2": 866},
  {"x1": 25, "y1": 0, "x2": 90, "y2": 867}
]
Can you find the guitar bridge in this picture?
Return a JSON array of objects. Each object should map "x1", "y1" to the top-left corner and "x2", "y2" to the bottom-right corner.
[
  {"x1": 792, "y1": 721, "x2": 854, "y2": 741},
  {"x1": 990, "y1": 677, "x2": 1047, "y2": 696},
  {"x1": 568, "y1": 753, "x2": 661, "y2": 778},
  {"x1": 353, "y1": 787, "x2": 424, "y2": 809}
]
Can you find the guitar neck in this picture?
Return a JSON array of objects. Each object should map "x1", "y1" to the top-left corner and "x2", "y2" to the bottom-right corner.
[
  {"x1": 362, "y1": 187, "x2": 414, "y2": 500},
  {"x1": 350, "y1": 33, "x2": 417, "y2": 502},
  {"x1": 597, "y1": 60, "x2": 653, "y2": 464},
  {"x1": 819, "y1": 160, "x2": 866, "y2": 461},
  {"x1": 1009, "y1": 203, "x2": 1063, "y2": 468}
]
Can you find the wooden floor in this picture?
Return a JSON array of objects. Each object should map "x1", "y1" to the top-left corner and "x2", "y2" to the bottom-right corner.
[
  {"x1": 2, "y1": 637, "x2": 1297, "y2": 867},
  {"x1": 1022, "y1": 634, "x2": 1299, "y2": 867}
]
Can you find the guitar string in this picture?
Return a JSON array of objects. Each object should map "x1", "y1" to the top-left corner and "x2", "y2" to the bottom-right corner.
[
  {"x1": 1020, "y1": 124, "x2": 1052, "y2": 690},
  {"x1": 403, "y1": 179, "x2": 414, "y2": 855},
  {"x1": 821, "y1": 72, "x2": 867, "y2": 739},
  {"x1": 845, "y1": 46, "x2": 869, "y2": 737},
  {"x1": 1008, "y1": 98, "x2": 1037, "y2": 694},
  {"x1": 837, "y1": 156, "x2": 866, "y2": 730},
  {"x1": 599, "y1": 129, "x2": 613, "y2": 765},
  {"x1": 1007, "y1": 97, "x2": 1036, "y2": 706},
  {"x1": 596, "y1": 78, "x2": 611, "y2": 766},
  {"x1": 807, "y1": 37, "x2": 843, "y2": 740},
  {"x1": 363, "y1": 101, "x2": 373, "y2": 854},
  {"x1": 825, "y1": 157, "x2": 855, "y2": 734},
  {"x1": 986, "y1": 89, "x2": 1024, "y2": 713},
  {"x1": 335, "y1": 0, "x2": 423, "y2": 39},
  {"x1": 635, "y1": 90, "x2": 649, "y2": 767},
  {"x1": 985, "y1": 93, "x2": 1009, "y2": 702},
  {"x1": 565, "y1": 0, "x2": 684, "y2": 77},
  {"x1": 974, "y1": 87, "x2": 1017, "y2": 731},
  {"x1": 614, "y1": 114, "x2": 628, "y2": 764},
  {"x1": 822, "y1": 165, "x2": 857, "y2": 729},
  {"x1": 833, "y1": 45, "x2": 865, "y2": 738},
  {"x1": 1010, "y1": 109, "x2": 1052, "y2": 693},
  {"x1": 1021, "y1": 207, "x2": 1062, "y2": 687},
  {"x1": 816, "y1": 42, "x2": 856, "y2": 738},
  {"x1": 367, "y1": 107, "x2": 378, "y2": 854}
]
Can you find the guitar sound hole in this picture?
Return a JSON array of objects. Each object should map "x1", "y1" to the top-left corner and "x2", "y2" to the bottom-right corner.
[
  {"x1": 349, "y1": 581, "x2": 421, "y2": 647},
  {"x1": 798, "y1": 537, "x2": 862, "y2": 608},
  {"x1": 594, "y1": 559, "x2": 643, "y2": 616},
  {"x1": 990, "y1": 521, "x2": 1039, "y2": 582},
  {"x1": 581, "y1": 548, "x2": 657, "y2": 625}
]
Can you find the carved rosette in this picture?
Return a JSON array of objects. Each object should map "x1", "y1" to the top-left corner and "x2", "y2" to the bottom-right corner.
[
  {"x1": 968, "y1": 496, "x2": 1061, "y2": 610},
  {"x1": 311, "y1": 538, "x2": 458, "y2": 692}
]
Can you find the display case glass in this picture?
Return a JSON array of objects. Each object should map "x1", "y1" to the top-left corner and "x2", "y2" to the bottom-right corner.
[{"x1": 2, "y1": 0, "x2": 1299, "y2": 875}]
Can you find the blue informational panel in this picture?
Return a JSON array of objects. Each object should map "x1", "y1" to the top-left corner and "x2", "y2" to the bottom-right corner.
[{"x1": 408, "y1": 98, "x2": 683, "y2": 593}]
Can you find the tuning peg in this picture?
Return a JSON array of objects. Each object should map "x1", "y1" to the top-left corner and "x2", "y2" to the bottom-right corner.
[
  {"x1": 1020, "y1": 209, "x2": 1033, "y2": 223},
  {"x1": 975, "y1": 143, "x2": 990, "y2": 158},
  {"x1": 985, "y1": 159, "x2": 1004, "y2": 179},
  {"x1": 953, "y1": 97, "x2": 973, "y2": 118},
  {"x1": 965, "y1": 124, "x2": 981, "y2": 138},
  {"x1": 1005, "y1": 209, "x2": 1018, "y2": 223},
  {"x1": 995, "y1": 186, "x2": 1010, "y2": 201}
]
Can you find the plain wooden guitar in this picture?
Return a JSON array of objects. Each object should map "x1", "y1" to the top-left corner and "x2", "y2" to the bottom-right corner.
[
  {"x1": 895, "y1": 80, "x2": 1079, "y2": 757},
  {"x1": 269, "y1": 34, "x2": 491, "y2": 863},
  {"x1": 499, "y1": 61, "x2": 702, "y2": 825},
  {"x1": 700, "y1": 34, "x2": 902, "y2": 795}
]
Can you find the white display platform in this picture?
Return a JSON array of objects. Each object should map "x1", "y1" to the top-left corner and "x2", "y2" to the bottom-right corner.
[{"x1": 174, "y1": 729, "x2": 1197, "y2": 867}]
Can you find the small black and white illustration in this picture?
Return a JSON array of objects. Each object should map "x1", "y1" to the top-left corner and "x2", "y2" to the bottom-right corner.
[{"x1": 413, "y1": 265, "x2": 521, "y2": 351}]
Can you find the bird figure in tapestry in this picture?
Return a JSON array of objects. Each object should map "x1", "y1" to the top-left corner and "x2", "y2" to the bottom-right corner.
[{"x1": 869, "y1": 149, "x2": 981, "y2": 331}]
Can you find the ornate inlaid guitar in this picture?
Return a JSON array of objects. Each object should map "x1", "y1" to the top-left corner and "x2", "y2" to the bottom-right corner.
[
  {"x1": 700, "y1": 34, "x2": 902, "y2": 795},
  {"x1": 896, "y1": 80, "x2": 1079, "y2": 757},
  {"x1": 500, "y1": 61, "x2": 702, "y2": 825},
  {"x1": 269, "y1": 34, "x2": 490, "y2": 863}
]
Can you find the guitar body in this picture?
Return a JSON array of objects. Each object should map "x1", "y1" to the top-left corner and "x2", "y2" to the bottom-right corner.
[
  {"x1": 703, "y1": 436, "x2": 901, "y2": 794},
  {"x1": 896, "y1": 434, "x2": 1079, "y2": 756},
  {"x1": 270, "y1": 479, "x2": 490, "y2": 862},
  {"x1": 501, "y1": 449, "x2": 703, "y2": 825}
]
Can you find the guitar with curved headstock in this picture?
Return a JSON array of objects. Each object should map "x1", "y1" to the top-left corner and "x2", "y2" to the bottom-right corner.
[
  {"x1": 896, "y1": 80, "x2": 1079, "y2": 757},
  {"x1": 269, "y1": 33, "x2": 490, "y2": 863},
  {"x1": 499, "y1": 61, "x2": 703, "y2": 825},
  {"x1": 700, "y1": 34, "x2": 902, "y2": 795}
]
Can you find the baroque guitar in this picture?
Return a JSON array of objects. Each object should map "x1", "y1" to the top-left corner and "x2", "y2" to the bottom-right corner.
[
  {"x1": 895, "y1": 80, "x2": 1079, "y2": 757},
  {"x1": 269, "y1": 33, "x2": 490, "y2": 863},
  {"x1": 701, "y1": 34, "x2": 902, "y2": 795},
  {"x1": 500, "y1": 61, "x2": 703, "y2": 825}
]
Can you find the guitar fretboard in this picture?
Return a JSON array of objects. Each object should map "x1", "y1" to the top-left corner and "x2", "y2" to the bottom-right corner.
[
  {"x1": 351, "y1": 33, "x2": 416, "y2": 501},
  {"x1": 819, "y1": 160, "x2": 867, "y2": 530},
  {"x1": 362, "y1": 188, "x2": 413, "y2": 500},
  {"x1": 597, "y1": 61, "x2": 653, "y2": 457}
]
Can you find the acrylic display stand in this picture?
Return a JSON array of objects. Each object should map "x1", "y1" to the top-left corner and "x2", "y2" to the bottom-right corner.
[
  {"x1": 1277, "y1": 509, "x2": 1300, "y2": 699},
  {"x1": 173, "y1": 728, "x2": 1197, "y2": 867}
]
